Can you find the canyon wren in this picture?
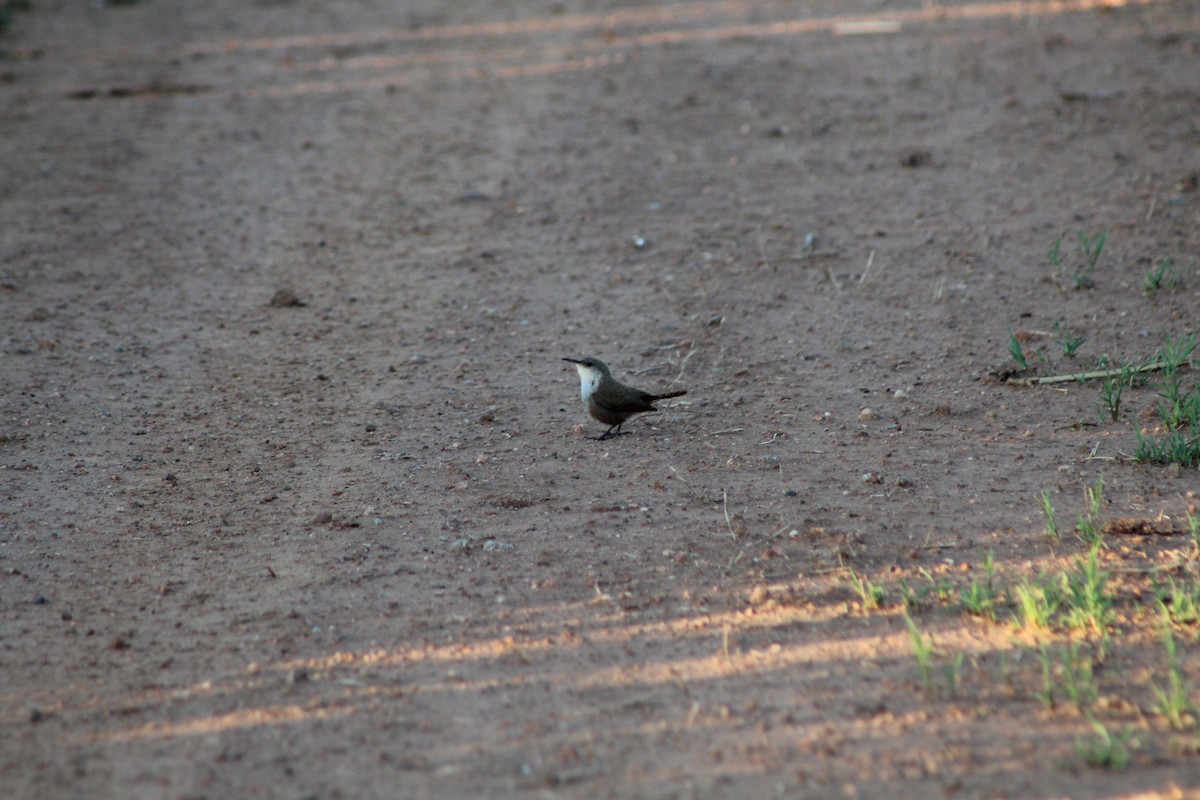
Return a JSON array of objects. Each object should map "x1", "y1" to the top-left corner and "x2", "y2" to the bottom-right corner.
[{"x1": 563, "y1": 356, "x2": 687, "y2": 440}]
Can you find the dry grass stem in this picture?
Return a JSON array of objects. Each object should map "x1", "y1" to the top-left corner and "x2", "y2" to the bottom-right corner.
[{"x1": 1011, "y1": 361, "x2": 1168, "y2": 386}]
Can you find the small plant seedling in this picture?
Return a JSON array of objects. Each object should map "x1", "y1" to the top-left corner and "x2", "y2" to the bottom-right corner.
[
  {"x1": 1076, "y1": 720, "x2": 1133, "y2": 770},
  {"x1": 1157, "y1": 332, "x2": 1197, "y2": 377},
  {"x1": 898, "y1": 578, "x2": 923, "y2": 614},
  {"x1": 1079, "y1": 230, "x2": 1107, "y2": 269},
  {"x1": 1008, "y1": 329, "x2": 1028, "y2": 371},
  {"x1": 918, "y1": 568, "x2": 955, "y2": 602},
  {"x1": 1098, "y1": 364, "x2": 1137, "y2": 422},
  {"x1": 1060, "y1": 641, "x2": 1099, "y2": 712},
  {"x1": 1151, "y1": 332, "x2": 1199, "y2": 429},
  {"x1": 1142, "y1": 258, "x2": 1181, "y2": 294},
  {"x1": 1053, "y1": 322, "x2": 1086, "y2": 359},
  {"x1": 1048, "y1": 236, "x2": 1065, "y2": 270},
  {"x1": 848, "y1": 569, "x2": 885, "y2": 611},
  {"x1": 1135, "y1": 424, "x2": 1200, "y2": 469},
  {"x1": 1035, "y1": 643, "x2": 1100, "y2": 712},
  {"x1": 1061, "y1": 544, "x2": 1115, "y2": 634},
  {"x1": 1071, "y1": 229, "x2": 1107, "y2": 289},
  {"x1": 1156, "y1": 578, "x2": 1200, "y2": 627},
  {"x1": 959, "y1": 579, "x2": 995, "y2": 619},
  {"x1": 1013, "y1": 576, "x2": 1061, "y2": 631},
  {"x1": 1085, "y1": 477, "x2": 1106, "y2": 531},
  {"x1": 959, "y1": 550, "x2": 1001, "y2": 621},
  {"x1": 1041, "y1": 490, "x2": 1059, "y2": 541},
  {"x1": 904, "y1": 613, "x2": 936, "y2": 696},
  {"x1": 1075, "y1": 477, "x2": 1106, "y2": 547},
  {"x1": 943, "y1": 651, "x2": 965, "y2": 697},
  {"x1": 1050, "y1": 229, "x2": 1108, "y2": 289},
  {"x1": 1156, "y1": 383, "x2": 1200, "y2": 432},
  {"x1": 1150, "y1": 615, "x2": 1195, "y2": 730}
]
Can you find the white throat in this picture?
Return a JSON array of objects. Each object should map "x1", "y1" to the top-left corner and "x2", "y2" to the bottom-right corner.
[{"x1": 574, "y1": 365, "x2": 602, "y2": 402}]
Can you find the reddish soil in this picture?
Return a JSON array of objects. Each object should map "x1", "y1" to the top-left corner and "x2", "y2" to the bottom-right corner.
[{"x1": 3, "y1": 1, "x2": 1200, "y2": 797}]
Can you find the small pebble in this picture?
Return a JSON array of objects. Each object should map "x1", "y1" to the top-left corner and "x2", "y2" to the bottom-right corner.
[
  {"x1": 269, "y1": 288, "x2": 305, "y2": 307},
  {"x1": 859, "y1": 408, "x2": 878, "y2": 421}
]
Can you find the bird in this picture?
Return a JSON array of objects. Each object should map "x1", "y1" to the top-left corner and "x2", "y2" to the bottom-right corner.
[{"x1": 563, "y1": 356, "x2": 687, "y2": 440}]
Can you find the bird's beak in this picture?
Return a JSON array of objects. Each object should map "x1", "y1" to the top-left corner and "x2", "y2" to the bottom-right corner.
[{"x1": 563, "y1": 357, "x2": 581, "y2": 364}]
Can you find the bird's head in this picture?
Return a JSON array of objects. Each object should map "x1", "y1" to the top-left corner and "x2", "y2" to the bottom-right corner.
[
  {"x1": 563, "y1": 356, "x2": 611, "y2": 377},
  {"x1": 563, "y1": 356, "x2": 611, "y2": 397}
]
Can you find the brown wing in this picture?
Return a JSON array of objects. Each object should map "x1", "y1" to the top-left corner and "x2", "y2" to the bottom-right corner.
[{"x1": 598, "y1": 394, "x2": 657, "y2": 416}]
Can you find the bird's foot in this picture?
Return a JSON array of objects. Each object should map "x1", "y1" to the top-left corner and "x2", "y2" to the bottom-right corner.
[{"x1": 589, "y1": 430, "x2": 630, "y2": 441}]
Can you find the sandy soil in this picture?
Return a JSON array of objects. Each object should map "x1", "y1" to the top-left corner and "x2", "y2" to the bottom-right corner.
[{"x1": 3, "y1": 0, "x2": 1200, "y2": 797}]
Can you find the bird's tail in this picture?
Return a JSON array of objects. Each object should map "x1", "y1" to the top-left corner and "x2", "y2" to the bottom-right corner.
[{"x1": 651, "y1": 389, "x2": 687, "y2": 401}]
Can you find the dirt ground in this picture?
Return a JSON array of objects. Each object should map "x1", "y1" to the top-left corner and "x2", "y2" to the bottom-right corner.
[{"x1": 3, "y1": 0, "x2": 1200, "y2": 797}]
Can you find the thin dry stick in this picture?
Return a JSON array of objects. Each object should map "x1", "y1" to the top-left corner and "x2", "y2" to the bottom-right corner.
[
  {"x1": 1010, "y1": 361, "x2": 1168, "y2": 386},
  {"x1": 769, "y1": 522, "x2": 795, "y2": 539},
  {"x1": 669, "y1": 465, "x2": 706, "y2": 502},
  {"x1": 858, "y1": 249, "x2": 877, "y2": 285},
  {"x1": 756, "y1": 224, "x2": 771, "y2": 270},
  {"x1": 826, "y1": 267, "x2": 844, "y2": 293},
  {"x1": 725, "y1": 549, "x2": 744, "y2": 571},
  {"x1": 722, "y1": 488, "x2": 737, "y2": 541},
  {"x1": 668, "y1": 345, "x2": 697, "y2": 390}
]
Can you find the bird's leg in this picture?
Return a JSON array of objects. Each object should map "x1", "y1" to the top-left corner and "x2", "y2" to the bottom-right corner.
[{"x1": 590, "y1": 423, "x2": 629, "y2": 441}]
